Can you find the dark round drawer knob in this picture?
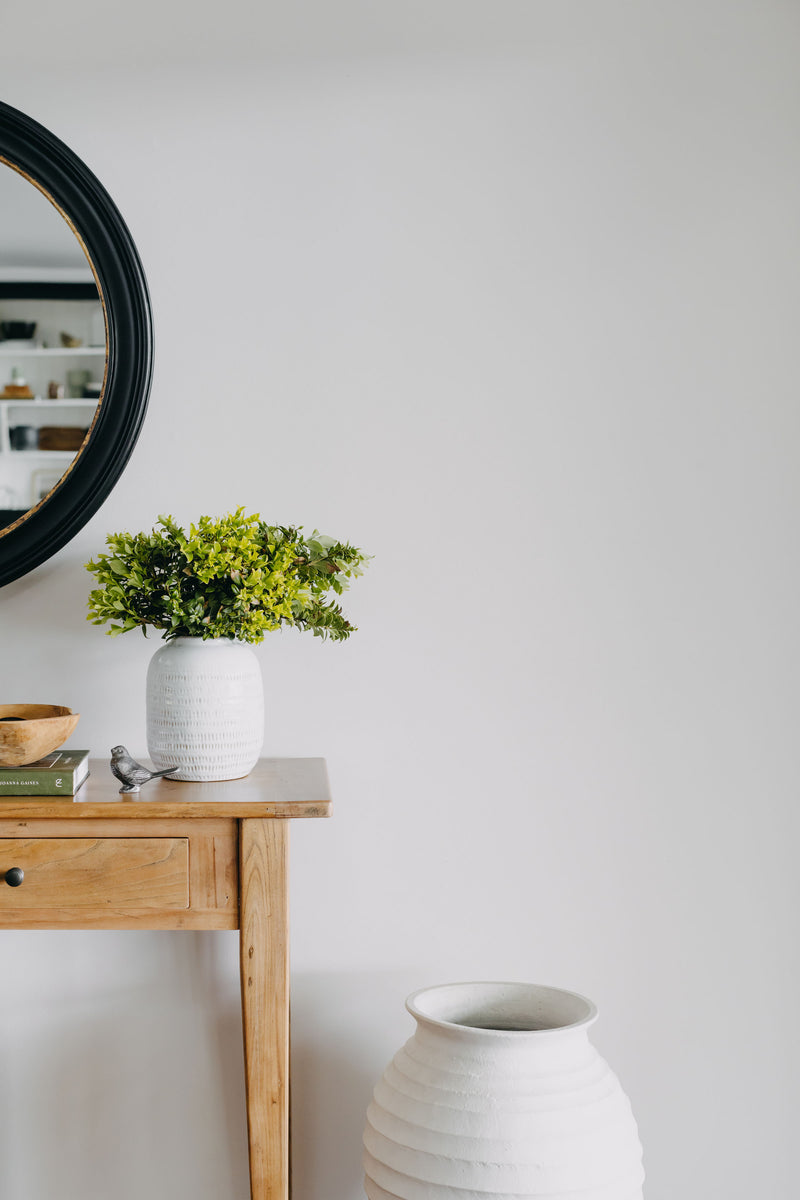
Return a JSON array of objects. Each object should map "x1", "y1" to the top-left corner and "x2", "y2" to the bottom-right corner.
[{"x1": 4, "y1": 867, "x2": 24, "y2": 887}]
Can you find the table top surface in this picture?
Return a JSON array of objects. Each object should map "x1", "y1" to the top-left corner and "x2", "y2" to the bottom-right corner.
[{"x1": 0, "y1": 757, "x2": 331, "y2": 820}]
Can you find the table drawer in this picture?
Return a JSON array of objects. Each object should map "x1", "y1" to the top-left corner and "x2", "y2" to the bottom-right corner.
[{"x1": 0, "y1": 838, "x2": 190, "y2": 909}]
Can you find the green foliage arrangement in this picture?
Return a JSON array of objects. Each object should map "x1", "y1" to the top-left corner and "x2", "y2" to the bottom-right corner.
[{"x1": 86, "y1": 509, "x2": 369, "y2": 644}]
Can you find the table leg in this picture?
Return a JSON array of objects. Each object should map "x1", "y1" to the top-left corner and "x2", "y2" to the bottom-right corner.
[{"x1": 240, "y1": 818, "x2": 290, "y2": 1199}]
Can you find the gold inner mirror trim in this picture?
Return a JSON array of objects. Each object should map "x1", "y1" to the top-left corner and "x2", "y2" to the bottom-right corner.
[{"x1": 0, "y1": 157, "x2": 108, "y2": 539}]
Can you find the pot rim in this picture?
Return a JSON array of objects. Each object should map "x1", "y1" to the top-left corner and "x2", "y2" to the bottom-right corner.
[
  {"x1": 154, "y1": 636, "x2": 253, "y2": 648},
  {"x1": 406, "y1": 981, "x2": 598, "y2": 1036}
]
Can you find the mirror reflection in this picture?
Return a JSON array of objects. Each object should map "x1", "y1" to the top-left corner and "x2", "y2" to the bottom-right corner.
[{"x1": 0, "y1": 160, "x2": 106, "y2": 532}]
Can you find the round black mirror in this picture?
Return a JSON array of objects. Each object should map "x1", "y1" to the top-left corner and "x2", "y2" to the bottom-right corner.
[{"x1": 0, "y1": 101, "x2": 153, "y2": 586}]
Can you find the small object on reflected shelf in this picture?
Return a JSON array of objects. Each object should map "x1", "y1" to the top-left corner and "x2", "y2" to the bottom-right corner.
[
  {"x1": 9, "y1": 425, "x2": 38, "y2": 451},
  {"x1": 0, "y1": 705, "x2": 81, "y2": 766},
  {"x1": 0, "y1": 321, "x2": 36, "y2": 341},
  {"x1": 47, "y1": 380, "x2": 65, "y2": 399},
  {"x1": 60, "y1": 331, "x2": 83, "y2": 348},
  {"x1": 31, "y1": 467, "x2": 63, "y2": 504},
  {"x1": 66, "y1": 367, "x2": 90, "y2": 398},
  {"x1": 38, "y1": 425, "x2": 87, "y2": 452},
  {"x1": 110, "y1": 744, "x2": 179, "y2": 794},
  {"x1": 1, "y1": 367, "x2": 34, "y2": 399}
]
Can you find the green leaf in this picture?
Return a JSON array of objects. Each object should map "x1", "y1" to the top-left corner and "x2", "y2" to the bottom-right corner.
[{"x1": 85, "y1": 511, "x2": 369, "y2": 643}]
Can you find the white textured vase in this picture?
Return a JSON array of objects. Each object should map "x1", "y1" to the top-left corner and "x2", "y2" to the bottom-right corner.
[
  {"x1": 364, "y1": 981, "x2": 644, "y2": 1200},
  {"x1": 146, "y1": 637, "x2": 264, "y2": 781}
]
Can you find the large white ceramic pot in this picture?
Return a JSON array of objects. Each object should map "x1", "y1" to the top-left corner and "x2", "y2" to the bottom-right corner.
[
  {"x1": 146, "y1": 637, "x2": 264, "y2": 781},
  {"x1": 364, "y1": 981, "x2": 644, "y2": 1200}
]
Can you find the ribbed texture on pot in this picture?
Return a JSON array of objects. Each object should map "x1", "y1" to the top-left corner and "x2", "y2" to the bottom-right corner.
[
  {"x1": 363, "y1": 983, "x2": 644, "y2": 1200},
  {"x1": 146, "y1": 637, "x2": 264, "y2": 781}
]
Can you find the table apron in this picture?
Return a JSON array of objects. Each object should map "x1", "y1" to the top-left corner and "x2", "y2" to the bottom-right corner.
[{"x1": 0, "y1": 817, "x2": 239, "y2": 929}]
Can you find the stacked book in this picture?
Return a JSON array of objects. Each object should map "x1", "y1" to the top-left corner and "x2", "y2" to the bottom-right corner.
[{"x1": 0, "y1": 750, "x2": 90, "y2": 796}]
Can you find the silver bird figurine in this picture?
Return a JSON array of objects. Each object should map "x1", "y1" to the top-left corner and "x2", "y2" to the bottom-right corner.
[{"x1": 110, "y1": 745, "x2": 179, "y2": 793}]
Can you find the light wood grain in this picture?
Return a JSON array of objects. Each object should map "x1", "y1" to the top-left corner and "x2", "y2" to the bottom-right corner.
[
  {"x1": 0, "y1": 758, "x2": 331, "y2": 820},
  {"x1": 0, "y1": 704, "x2": 80, "y2": 766},
  {"x1": 0, "y1": 907, "x2": 239, "y2": 930},
  {"x1": 190, "y1": 828, "x2": 238, "y2": 914},
  {"x1": 0, "y1": 837, "x2": 189, "y2": 909},
  {"x1": 0, "y1": 761, "x2": 325, "y2": 1193},
  {"x1": 0, "y1": 819, "x2": 239, "y2": 929},
  {"x1": 0, "y1": 818, "x2": 235, "y2": 838},
  {"x1": 240, "y1": 818, "x2": 289, "y2": 1200}
]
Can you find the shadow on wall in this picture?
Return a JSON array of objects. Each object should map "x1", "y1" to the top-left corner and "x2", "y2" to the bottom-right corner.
[
  {"x1": 0, "y1": 930, "x2": 250, "y2": 1200},
  {"x1": 291, "y1": 967, "x2": 439, "y2": 1200},
  {"x1": 2, "y1": 549, "x2": 90, "y2": 628},
  {"x1": 0, "y1": 935, "x2": 435, "y2": 1200}
]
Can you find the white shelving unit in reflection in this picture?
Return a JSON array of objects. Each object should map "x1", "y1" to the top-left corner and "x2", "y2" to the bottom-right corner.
[{"x1": 0, "y1": 346, "x2": 105, "y2": 509}]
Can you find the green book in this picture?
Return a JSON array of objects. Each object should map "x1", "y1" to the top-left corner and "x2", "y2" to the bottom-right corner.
[{"x1": 0, "y1": 750, "x2": 90, "y2": 796}]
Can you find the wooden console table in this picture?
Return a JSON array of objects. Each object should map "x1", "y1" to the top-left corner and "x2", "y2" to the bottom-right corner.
[{"x1": 0, "y1": 757, "x2": 331, "y2": 1200}]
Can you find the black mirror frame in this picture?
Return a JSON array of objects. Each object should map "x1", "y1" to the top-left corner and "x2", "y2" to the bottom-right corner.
[{"x1": 0, "y1": 100, "x2": 153, "y2": 587}]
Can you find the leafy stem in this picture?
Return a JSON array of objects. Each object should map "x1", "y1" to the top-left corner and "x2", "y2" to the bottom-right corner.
[{"x1": 86, "y1": 509, "x2": 369, "y2": 644}]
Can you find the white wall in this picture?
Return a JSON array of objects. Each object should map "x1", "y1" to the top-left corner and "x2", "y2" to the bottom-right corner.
[{"x1": 1, "y1": 3, "x2": 798, "y2": 1197}]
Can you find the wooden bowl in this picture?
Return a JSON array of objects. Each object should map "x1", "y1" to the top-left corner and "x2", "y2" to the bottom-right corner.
[{"x1": 0, "y1": 704, "x2": 80, "y2": 766}]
